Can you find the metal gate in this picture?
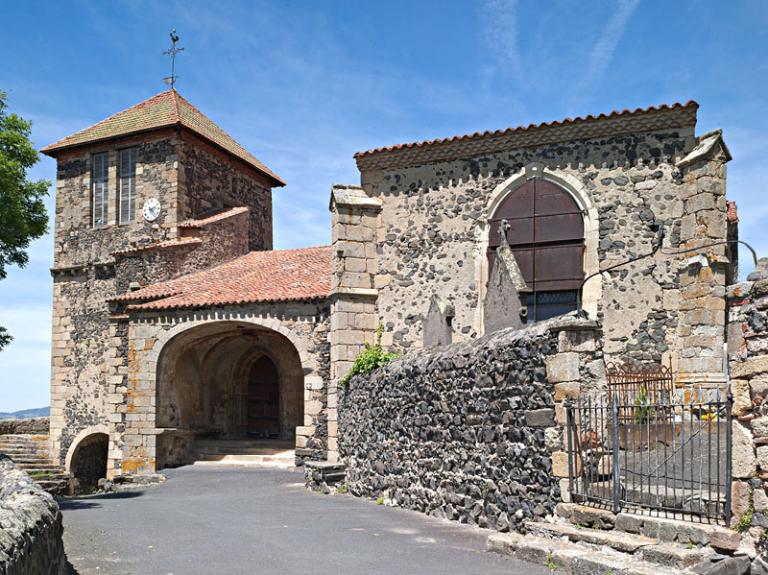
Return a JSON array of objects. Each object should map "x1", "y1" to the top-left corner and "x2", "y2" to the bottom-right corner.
[{"x1": 565, "y1": 363, "x2": 732, "y2": 523}]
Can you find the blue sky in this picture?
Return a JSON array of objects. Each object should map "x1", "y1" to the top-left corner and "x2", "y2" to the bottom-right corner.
[{"x1": 1, "y1": 0, "x2": 766, "y2": 411}]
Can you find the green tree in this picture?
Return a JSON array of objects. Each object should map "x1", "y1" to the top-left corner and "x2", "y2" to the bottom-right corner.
[{"x1": 0, "y1": 90, "x2": 49, "y2": 350}]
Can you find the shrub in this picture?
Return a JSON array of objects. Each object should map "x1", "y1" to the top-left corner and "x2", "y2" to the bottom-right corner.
[{"x1": 339, "y1": 325, "x2": 398, "y2": 387}]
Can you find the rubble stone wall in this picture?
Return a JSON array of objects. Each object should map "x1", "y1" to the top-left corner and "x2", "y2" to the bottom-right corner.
[
  {"x1": 338, "y1": 316, "x2": 602, "y2": 532},
  {"x1": 0, "y1": 456, "x2": 66, "y2": 575},
  {"x1": 114, "y1": 209, "x2": 250, "y2": 290},
  {"x1": 178, "y1": 131, "x2": 273, "y2": 251},
  {"x1": 50, "y1": 134, "x2": 186, "y2": 465},
  {"x1": 352, "y1": 122, "x2": 732, "y2": 388},
  {"x1": 727, "y1": 261, "x2": 768, "y2": 546}
]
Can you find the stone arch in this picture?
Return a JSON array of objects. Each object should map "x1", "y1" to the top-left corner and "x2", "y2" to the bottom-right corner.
[
  {"x1": 475, "y1": 163, "x2": 601, "y2": 327},
  {"x1": 151, "y1": 319, "x2": 308, "y2": 468},
  {"x1": 66, "y1": 427, "x2": 109, "y2": 493},
  {"x1": 147, "y1": 315, "x2": 319, "y2": 385}
]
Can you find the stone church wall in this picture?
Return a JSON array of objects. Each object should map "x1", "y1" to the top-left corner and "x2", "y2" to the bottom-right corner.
[
  {"x1": 359, "y1": 129, "x2": 693, "y2": 368},
  {"x1": 114, "y1": 208, "x2": 250, "y2": 290},
  {"x1": 49, "y1": 132, "x2": 273, "y2": 469},
  {"x1": 178, "y1": 131, "x2": 273, "y2": 251},
  {"x1": 338, "y1": 316, "x2": 601, "y2": 532},
  {"x1": 50, "y1": 134, "x2": 183, "y2": 464}
]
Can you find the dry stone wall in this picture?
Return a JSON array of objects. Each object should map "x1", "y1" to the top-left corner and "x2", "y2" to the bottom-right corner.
[
  {"x1": 0, "y1": 418, "x2": 49, "y2": 435},
  {"x1": 0, "y1": 456, "x2": 66, "y2": 575},
  {"x1": 338, "y1": 316, "x2": 601, "y2": 532}
]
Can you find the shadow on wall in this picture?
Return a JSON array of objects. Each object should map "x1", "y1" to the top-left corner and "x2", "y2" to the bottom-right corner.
[{"x1": 69, "y1": 433, "x2": 108, "y2": 494}]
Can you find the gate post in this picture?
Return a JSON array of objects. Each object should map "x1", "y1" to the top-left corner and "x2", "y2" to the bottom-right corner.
[
  {"x1": 611, "y1": 394, "x2": 621, "y2": 514},
  {"x1": 725, "y1": 389, "x2": 733, "y2": 524},
  {"x1": 565, "y1": 398, "x2": 574, "y2": 502}
]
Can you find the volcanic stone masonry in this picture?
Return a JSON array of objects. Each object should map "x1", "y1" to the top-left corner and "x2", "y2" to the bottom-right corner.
[
  {"x1": 726, "y1": 258, "x2": 768, "y2": 544},
  {"x1": 336, "y1": 315, "x2": 601, "y2": 531}
]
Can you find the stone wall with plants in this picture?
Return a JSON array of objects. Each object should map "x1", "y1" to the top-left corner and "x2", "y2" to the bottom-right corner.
[
  {"x1": 337, "y1": 315, "x2": 602, "y2": 532},
  {"x1": 0, "y1": 456, "x2": 67, "y2": 574}
]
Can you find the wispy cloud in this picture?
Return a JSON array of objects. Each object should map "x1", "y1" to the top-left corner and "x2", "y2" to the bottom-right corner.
[
  {"x1": 482, "y1": 0, "x2": 523, "y2": 83},
  {"x1": 569, "y1": 0, "x2": 640, "y2": 112}
]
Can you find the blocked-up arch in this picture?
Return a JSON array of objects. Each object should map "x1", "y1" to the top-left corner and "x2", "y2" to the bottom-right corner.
[{"x1": 476, "y1": 163, "x2": 601, "y2": 324}]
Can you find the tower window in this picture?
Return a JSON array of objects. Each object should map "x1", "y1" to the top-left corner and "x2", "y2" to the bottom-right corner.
[
  {"x1": 488, "y1": 179, "x2": 584, "y2": 323},
  {"x1": 92, "y1": 152, "x2": 108, "y2": 227},
  {"x1": 119, "y1": 147, "x2": 137, "y2": 224}
]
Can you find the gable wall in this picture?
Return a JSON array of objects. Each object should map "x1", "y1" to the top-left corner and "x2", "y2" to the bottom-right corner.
[{"x1": 358, "y1": 127, "x2": 705, "y2": 370}]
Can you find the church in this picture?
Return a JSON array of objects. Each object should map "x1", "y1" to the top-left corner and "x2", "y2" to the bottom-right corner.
[{"x1": 41, "y1": 89, "x2": 737, "y2": 483}]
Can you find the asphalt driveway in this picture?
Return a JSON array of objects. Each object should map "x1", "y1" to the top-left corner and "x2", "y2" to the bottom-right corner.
[{"x1": 60, "y1": 466, "x2": 547, "y2": 575}]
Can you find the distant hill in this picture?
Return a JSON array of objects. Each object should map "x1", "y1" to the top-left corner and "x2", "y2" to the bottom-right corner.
[{"x1": 0, "y1": 407, "x2": 50, "y2": 420}]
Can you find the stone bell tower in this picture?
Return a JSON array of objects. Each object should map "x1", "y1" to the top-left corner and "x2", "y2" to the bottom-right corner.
[{"x1": 41, "y1": 90, "x2": 285, "y2": 467}]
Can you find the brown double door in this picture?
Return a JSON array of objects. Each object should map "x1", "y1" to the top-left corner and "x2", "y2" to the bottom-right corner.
[{"x1": 247, "y1": 356, "x2": 280, "y2": 437}]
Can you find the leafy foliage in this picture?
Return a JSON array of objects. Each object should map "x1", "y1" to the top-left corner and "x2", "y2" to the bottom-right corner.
[
  {"x1": 633, "y1": 384, "x2": 652, "y2": 424},
  {"x1": 0, "y1": 90, "x2": 49, "y2": 350},
  {"x1": 339, "y1": 325, "x2": 398, "y2": 387}
]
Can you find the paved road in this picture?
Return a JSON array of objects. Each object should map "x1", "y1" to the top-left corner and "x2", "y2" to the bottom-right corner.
[{"x1": 61, "y1": 466, "x2": 548, "y2": 575}]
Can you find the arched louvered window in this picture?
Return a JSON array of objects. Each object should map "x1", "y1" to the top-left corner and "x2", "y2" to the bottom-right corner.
[{"x1": 488, "y1": 179, "x2": 584, "y2": 323}]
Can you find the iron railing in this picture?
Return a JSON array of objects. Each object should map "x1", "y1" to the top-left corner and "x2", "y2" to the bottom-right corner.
[{"x1": 566, "y1": 386, "x2": 732, "y2": 524}]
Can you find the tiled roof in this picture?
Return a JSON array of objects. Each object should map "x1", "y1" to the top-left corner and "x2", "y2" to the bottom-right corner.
[
  {"x1": 113, "y1": 245, "x2": 331, "y2": 311},
  {"x1": 178, "y1": 206, "x2": 249, "y2": 228},
  {"x1": 354, "y1": 101, "x2": 699, "y2": 171},
  {"x1": 111, "y1": 237, "x2": 203, "y2": 257},
  {"x1": 41, "y1": 90, "x2": 285, "y2": 186}
]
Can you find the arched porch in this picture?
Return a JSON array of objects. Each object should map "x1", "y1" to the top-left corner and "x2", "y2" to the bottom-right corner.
[{"x1": 154, "y1": 321, "x2": 305, "y2": 468}]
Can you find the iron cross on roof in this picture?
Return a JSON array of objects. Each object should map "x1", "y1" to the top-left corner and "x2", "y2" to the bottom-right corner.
[{"x1": 162, "y1": 29, "x2": 185, "y2": 90}]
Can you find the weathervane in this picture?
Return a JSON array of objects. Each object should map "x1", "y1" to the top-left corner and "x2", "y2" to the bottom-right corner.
[{"x1": 162, "y1": 29, "x2": 184, "y2": 90}]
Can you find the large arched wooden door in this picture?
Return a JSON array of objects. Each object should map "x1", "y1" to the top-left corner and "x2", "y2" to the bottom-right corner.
[
  {"x1": 488, "y1": 179, "x2": 584, "y2": 322},
  {"x1": 247, "y1": 356, "x2": 280, "y2": 437}
]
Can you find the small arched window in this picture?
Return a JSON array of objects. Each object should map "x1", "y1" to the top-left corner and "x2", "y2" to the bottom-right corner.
[{"x1": 488, "y1": 179, "x2": 584, "y2": 323}]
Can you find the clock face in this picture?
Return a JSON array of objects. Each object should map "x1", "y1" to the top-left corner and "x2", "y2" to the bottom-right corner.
[{"x1": 142, "y1": 198, "x2": 161, "y2": 222}]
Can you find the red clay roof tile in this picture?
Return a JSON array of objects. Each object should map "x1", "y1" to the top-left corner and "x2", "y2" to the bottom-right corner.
[
  {"x1": 113, "y1": 245, "x2": 331, "y2": 311},
  {"x1": 42, "y1": 90, "x2": 285, "y2": 186},
  {"x1": 354, "y1": 101, "x2": 699, "y2": 159}
]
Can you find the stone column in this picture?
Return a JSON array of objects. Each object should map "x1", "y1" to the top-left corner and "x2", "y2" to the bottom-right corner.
[
  {"x1": 327, "y1": 184, "x2": 381, "y2": 462},
  {"x1": 674, "y1": 130, "x2": 732, "y2": 388}
]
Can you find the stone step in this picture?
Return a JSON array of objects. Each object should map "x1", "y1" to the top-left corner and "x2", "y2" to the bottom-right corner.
[
  {"x1": 526, "y1": 520, "x2": 715, "y2": 570},
  {"x1": 7, "y1": 455, "x2": 54, "y2": 464},
  {"x1": 487, "y1": 532, "x2": 688, "y2": 575},
  {"x1": 192, "y1": 454, "x2": 295, "y2": 469},
  {"x1": 193, "y1": 447, "x2": 294, "y2": 456},
  {"x1": 0, "y1": 434, "x2": 48, "y2": 443},
  {"x1": 555, "y1": 503, "x2": 740, "y2": 552},
  {"x1": 526, "y1": 520, "x2": 656, "y2": 553},
  {"x1": 0, "y1": 449, "x2": 48, "y2": 457},
  {"x1": 17, "y1": 462, "x2": 60, "y2": 469}
]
